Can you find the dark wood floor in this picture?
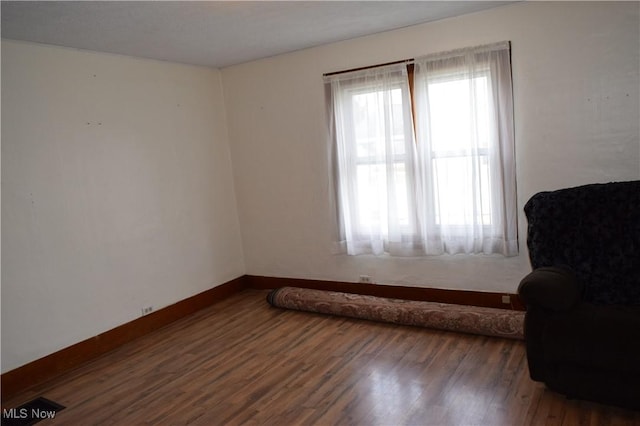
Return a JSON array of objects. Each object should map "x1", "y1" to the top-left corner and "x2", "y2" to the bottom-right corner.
[{"x1": 4, "y1": 289, "x2": 639, "y2": 425}]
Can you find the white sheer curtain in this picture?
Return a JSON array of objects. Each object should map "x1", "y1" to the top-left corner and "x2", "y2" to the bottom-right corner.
[
  {"x1": 413, "y1": 42, "x2": 518, "y2": 255},
  {"x1": 326, "y1": 63, "x2": 422, "y2": 255}
]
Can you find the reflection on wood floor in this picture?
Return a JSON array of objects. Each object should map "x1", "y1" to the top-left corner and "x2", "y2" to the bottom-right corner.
[{"x1": 4, "y1": 290, "x2": 639, "y2": 425}]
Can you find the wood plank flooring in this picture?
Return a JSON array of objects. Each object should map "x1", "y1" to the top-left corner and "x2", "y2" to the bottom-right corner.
[{"x1": 3, "y1": 289, "x2": 639, "y2": 425}]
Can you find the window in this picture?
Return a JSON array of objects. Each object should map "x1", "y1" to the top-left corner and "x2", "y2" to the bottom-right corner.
[
  {"x1": 425, "y1": 70, "x2": 492, "y2": 226},
  {"x1": 327, "y1": 42, "x2": 518, "y2": 256},
  {"x1": 328, "y1": 64, "x2": 420, "y2": 256}
]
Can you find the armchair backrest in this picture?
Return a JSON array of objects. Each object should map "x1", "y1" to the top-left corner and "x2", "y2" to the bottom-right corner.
[{"x1": 524, "y1": 181, "x2": 640, "y2": 305}]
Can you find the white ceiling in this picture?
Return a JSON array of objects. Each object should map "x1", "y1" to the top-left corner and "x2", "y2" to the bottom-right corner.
[{"x1": 1, "y1": 1, "x2": 515, "y2": 68}]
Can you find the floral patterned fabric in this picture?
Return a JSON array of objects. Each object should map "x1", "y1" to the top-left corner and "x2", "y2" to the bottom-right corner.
[
  {"x1": 267, "y1": 287, "x2": 524, "y2": 340},
  {"x1": 524, "y1": 181, "x2": 640, "y2": 305}
]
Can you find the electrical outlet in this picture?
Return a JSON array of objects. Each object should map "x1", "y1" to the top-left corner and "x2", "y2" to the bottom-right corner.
[
  {"x1": 359, "y1": 275, "x2": 372, "y2": 284},
  {"x1": 141, "y1": 306, "x2": 154, "y2": 316},
  {"x1": 501, "y1": 295, "x2": 511, "y2": 304}
]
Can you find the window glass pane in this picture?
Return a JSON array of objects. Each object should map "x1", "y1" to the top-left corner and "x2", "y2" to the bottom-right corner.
[
  {"x1": 428, "y1": 75, "x2": 489, "y2": 153},
  {"x1": 356, "y1": 162, "x2": 410, "y2": 233},
  {"x1": 352, "y1": 87, "x2": 408, "y2": 159},
  {"x1": 433, "y1": 156, "x2": 491, "y2": 226},
  {"x1": 353, "y1": 91, "x2": 381, "y2": 159},
  {"x1": 356, "y1": 163, "x2": 386, "y2": 230},
  {"x1": 392, "y1": 162, "x2": 409, "y2": 227},
  {"x1": 390, "y1": 89, "x2": 406, "y2": 156}
]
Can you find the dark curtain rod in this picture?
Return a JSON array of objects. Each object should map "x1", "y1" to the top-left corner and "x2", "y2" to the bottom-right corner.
[
  {"x1": 323, "y1": 41, "x2": 511, "y2": 78},
  {"x1": 323, "y1": 58, "x2": 414, "y2": 77}
]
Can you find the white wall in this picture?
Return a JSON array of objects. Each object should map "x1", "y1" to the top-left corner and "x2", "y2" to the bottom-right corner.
[
  {"x1": 1, "y1": 40, "x2": 245, "y2": 372},
  {"x1": 222, "y1": 2, "x2": 639, "y2": 291}
]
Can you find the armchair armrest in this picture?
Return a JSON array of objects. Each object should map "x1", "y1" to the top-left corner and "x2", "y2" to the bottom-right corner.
[{"x1": 518, "y1": 266, "x2": 582, "y2": 311}]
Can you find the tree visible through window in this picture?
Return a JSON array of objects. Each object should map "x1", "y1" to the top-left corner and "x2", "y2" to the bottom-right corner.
[{"x1": 327, "y1": 42, "x2": 518, "y2": 256}]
